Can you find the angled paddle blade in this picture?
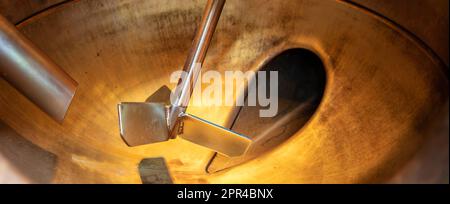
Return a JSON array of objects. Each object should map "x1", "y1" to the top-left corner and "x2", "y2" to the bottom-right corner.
[
  {"x1": 145, "y1": 85, "x2": 172, "y2": 105},
  {"x1": 118, "y1": 103, "x2": 169, "y2": 147},
  {"x1": 179, "y1": 114, "x2": 252, "y2": 157}
]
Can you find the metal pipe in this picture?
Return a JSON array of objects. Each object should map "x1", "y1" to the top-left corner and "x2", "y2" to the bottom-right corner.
[
  {"x1": 168, "y1": 0, "x2": 226, "y2": 131},
  {"x1": 0, "y1": 15, "x2": 77, "y2": 123}
]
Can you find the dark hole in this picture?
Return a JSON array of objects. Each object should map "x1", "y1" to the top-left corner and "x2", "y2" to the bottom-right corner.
[{"x1": 207, "y1": 48, "x2": 327, "y2": 172}]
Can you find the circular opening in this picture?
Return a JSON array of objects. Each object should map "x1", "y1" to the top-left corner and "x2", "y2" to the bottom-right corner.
[{"x1": 208, "y1": 48, "x2": 327, "y2": 172}]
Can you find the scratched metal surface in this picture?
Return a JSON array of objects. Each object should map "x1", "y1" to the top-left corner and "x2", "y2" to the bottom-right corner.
[
  {"x1": 0, "y1": 0, "x2": 448, "y2": 183},
  {"x1": 0, "y1": 0, "x2": 67, "y2": 24}
]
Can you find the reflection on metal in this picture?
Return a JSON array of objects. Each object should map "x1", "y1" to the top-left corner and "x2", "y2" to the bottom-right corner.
[
  {"x1": 208, "y1": 49, "x2": 327, "y2": 172},
  {"x1": 0, "y1": 0, "x2": 448, "y2": 184},
  {"x1": 118, "y1": 103, "x2": 169, "y2": 146},
  {"x1": 118, "y1": 0, "x2": 251, "y2": 157},
  {"x1": 180, "y1": 114, "x2": 251, "y2": 157},
  {"x1": 0, "y1": 121, "x2": 56, "y2": 184},
  {"x1": 167, "y1": 0, "x2": 226, "y2": 134},
  {"x1": 0, "y1": 15, "x2": 77, "y2": 122},
  {"x1": 118, "y1": 101, "x2": 251, "y2": 157},
  {"x1": 119, "y1": 86, "x2": 173, "y2": 147}
]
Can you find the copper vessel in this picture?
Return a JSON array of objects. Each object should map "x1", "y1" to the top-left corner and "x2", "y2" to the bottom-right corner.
[{"x1": 0, "y1": 0, "x2": 448, "y2": 184}]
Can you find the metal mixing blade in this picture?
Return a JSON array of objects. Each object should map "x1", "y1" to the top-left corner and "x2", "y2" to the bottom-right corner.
[{"x1": 118, "y1": 0, "x2": 251, "y2": 157}]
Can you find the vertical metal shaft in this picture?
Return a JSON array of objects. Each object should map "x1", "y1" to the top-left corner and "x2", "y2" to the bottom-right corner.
[
  {"x1": 0, "y1": 15, "x2": 78, "y2": 123},
  {"x1": 168, "y1": 0, "x2": 226, "y2": 131}
]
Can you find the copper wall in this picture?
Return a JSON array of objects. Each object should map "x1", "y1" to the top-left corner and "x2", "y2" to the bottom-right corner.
[{"x1": 0, "y1": 0, "x2": 448, "y2": 184}]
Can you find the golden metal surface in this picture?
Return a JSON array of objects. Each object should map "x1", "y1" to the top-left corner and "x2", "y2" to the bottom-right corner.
[
  {"x1": 0, "y1": 0, "x2": 66, "y2": 24},
  {"x1": 349, "y1": 0, "x2": 449, "y2": 66},
  {"x1": 0, "y1": 0, "x2": 448, "y2": 183}
]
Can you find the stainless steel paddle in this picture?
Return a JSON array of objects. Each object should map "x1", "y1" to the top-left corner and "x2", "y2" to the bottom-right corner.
[{"x1": 118, "y1": 0, "x2": 251, "y2": 157}]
